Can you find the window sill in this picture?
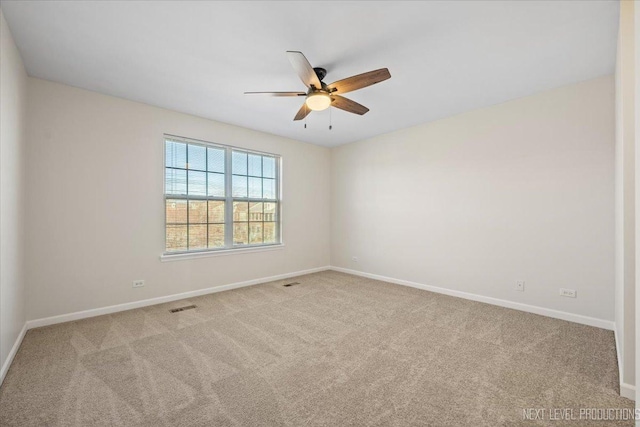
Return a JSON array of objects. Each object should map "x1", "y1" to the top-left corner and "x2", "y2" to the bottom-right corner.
[{"x1": 160, "y1": 244, "x2": 285, "y2": 262}]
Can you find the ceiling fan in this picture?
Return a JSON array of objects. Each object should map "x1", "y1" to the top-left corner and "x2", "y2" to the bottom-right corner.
[{"x1": 245, "y1": 51, "x2": 391, "y2": 121}]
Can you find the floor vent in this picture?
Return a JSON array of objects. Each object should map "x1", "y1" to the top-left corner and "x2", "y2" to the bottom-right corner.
[
  {"x1": 283, "y1": 282, "x2": 300, "y2": 287},
  {"x1": 169, "y1": 305, "x2": 196, "y2": 313}
]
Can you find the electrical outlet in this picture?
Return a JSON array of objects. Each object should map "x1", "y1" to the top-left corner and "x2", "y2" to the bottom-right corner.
[
  {"x1": 559, "y1": 288, "x2": 576, "y2": 298},
  {"x1": 515, "y1": 280, "x2": 525, "y2": 292},
  {"x1": 352, "y1": 256, "x2": 358, "y2": 263},
  {"x1": 133, "y1": 280, "x2": 145, "y2": 288}
]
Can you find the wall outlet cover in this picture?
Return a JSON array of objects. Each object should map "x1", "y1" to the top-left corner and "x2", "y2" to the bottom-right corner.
[{"x1": 559, "y1": 288, "x2": 577, "y2": 298}]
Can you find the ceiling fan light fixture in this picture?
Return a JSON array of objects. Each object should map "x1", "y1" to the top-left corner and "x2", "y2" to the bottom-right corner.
[{"x1": 305, "y1": 92, "x2": 332, "y2": 111}]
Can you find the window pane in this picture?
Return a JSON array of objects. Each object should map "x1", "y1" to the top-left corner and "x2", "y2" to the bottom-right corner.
[
  {"x1": 165, "y1": 139, "x2": 279, "y2": 254},
  {"x1": 263, "y1": 157, "x2": 276, "y2": 178},
  {"x1": 166, "y1": 141, "x2": 187, "y2": 169},
  {"x1": 264, "y1": 202, "x2": 277, "y2": 222},
  {"x1": 189, "y1": 225, "x2": 207, "y2": 249},
  {"x1": 248, "y1": 154, "x2": 262, "y2": 177},
  {"x1": 165, "y1": 169, "x2": 187, "y2": 195},
  {"x1": 207, "y1": 147, "x2": 225, "y2": 173},
  {"x1": 166, "y1": 199, "x2": 187, "y2": 224},
  {"x1": 263, "y1": 178, "x2": 276, "y2": 199},
  {"x1": 264, "y1": 222, "x2": 277, "y2": 244},
  {"x1": 233, "y1": 222, "x2": 248, "y2": 245},
  {"x1": 208, "y1": 201, "x2": 225, "y2": 223},
  {"x1": 207, "y1": 172, "x2": 225, "y2": 197},
  {"x1": 233, "y1": 201, "x2": 248, "y2": 221},
  {"x1": 232, "y1": 151, "x2": 247, "y2": 175},
  {"x1": 188, "y1": 171, "x2": 207, "y2": 196},
  {"x1": 208, "y1": 224, "x2": 225, "y2": 248},
  {"x1": 188, "y1": 200, "x2": 207, "y2": 223},
  {"x1": 188, "y1": 144, "x2": 206, "y2": 171},
  {"x1": 249, "y1": 202, "x2": 263, "y2": 221},
  {"x1": 249, "y1": 222, "x2": 263, "y2": 244},
  {"x1": 248, "y1": 177, "x2": 262, "y2": 198},
  {"x1": 232, "y1": 175, "x2": 247, "y2": 197},
  {"x1": 166, "y1": 225, "x2": 188, "y2": 251}
]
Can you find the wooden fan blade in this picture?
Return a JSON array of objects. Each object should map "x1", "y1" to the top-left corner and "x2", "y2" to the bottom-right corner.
[
  {"x1": 327, "y1": 68, "x2": 391, "y2": 94},
  {"x1": 286, "y1": 51, "x2": 322, "y2": 89},
  {"x1": 331, "y1": 95, "x2": 369, "y2": 115},
  {"x1": 244, "y1": 91, "x2": 306, "y2": 97},
  {"x1": 293, "y1": 103, "x2": 312, "y2": 121}
]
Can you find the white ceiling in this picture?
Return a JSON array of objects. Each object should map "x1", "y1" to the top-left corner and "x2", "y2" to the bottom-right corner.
[{"x1": 1, "y1": 1, "x2": 619, "y2": 147}]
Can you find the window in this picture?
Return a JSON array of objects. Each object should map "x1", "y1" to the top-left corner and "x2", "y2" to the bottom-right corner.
[{"x1": 164, "y1": 135, "x2": 280, "y2": 254}]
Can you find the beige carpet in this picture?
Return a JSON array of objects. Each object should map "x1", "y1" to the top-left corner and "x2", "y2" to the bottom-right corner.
[{"x1": 0, "y1": 271, "x2": 633, "y2": 426}]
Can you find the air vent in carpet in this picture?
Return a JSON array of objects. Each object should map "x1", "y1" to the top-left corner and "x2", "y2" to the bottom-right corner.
[
  {"x1": 169, "y1": 305, "x2": 196, "y2": 313},
  {"x1": 283, "y1": 282, "x2": 300, "y2": 287}
]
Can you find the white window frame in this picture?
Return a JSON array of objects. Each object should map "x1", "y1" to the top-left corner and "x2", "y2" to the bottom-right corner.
[{"x1": 161, "y1": 134, "x2": 282, "y2": 260}]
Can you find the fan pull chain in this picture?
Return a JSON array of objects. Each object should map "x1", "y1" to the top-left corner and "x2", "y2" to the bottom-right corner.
[
  {"x1": 304, "y1": 104, "x2": 307, "y2": 129},
  {"x1": 329, "y1": 106, "x2": 332, "y2": 130}
]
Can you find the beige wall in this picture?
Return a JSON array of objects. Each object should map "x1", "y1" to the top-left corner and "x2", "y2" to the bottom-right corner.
[
  {"x1": 331, "y1": 76, "x2": 615, "y2": 322},
  {"x1": 25, "y1": 78, "x2": 331, "y2": 320},
  {"x1": 0, "y1": 10, "x2": 27, "y2": 377},
  {"x1": 616, "y1": 0, "x2": 636, "y2": 397}
]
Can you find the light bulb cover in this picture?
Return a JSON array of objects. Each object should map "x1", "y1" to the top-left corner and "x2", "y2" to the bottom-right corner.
[{"x1": 305, "y1": 92, "x2": 332, "y2": 111}]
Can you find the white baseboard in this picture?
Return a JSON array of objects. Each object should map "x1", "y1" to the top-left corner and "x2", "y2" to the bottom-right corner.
[
  {"x1": 330, "y1": 266, "x2": 615, "y2": 331},
  {"x1": 614, "y1": 327, "x2": 636, "y2": 401},
  {"x1": 24, "y1": 265, "x2": 615, "y2": 332},
  {"x1": 26, "y1": 266, "x2": 330, "y2": 329},
  {"x1": 620, "y1": 382, "x2": 636, "y2": 400},
  {"x1": 0, "y1": 323, "x2": 27, "y2": 386}
]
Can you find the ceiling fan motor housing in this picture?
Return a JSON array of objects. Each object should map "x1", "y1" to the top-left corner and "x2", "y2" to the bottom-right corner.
[{"x1": 313, "y1": 67, "x2": 327, "y2": 82}]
